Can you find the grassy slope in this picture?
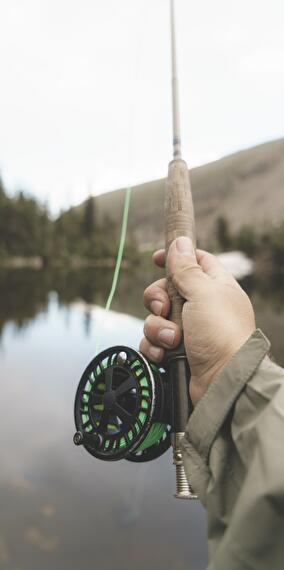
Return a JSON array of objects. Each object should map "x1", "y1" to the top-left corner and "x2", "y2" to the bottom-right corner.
[{"x1": 92, "y1": 138, "x2": 284, "y2": 250}]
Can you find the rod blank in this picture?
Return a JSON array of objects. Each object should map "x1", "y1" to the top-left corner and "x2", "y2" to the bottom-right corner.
[{"x1": 170, "y1": 0, "x2": 182, "y2": 160}]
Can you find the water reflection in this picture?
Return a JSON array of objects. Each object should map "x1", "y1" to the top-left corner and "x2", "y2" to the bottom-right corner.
[
  {"x1": 241, "y1": 274, "x2": 284, "y2": 366},
  {"x1": 0, "y1": 267, "x2": 283, "y2": 570},
  {"x1": 0, "y1": 267, "x2": 283, "y2": 364},
  {"x1": 0, "y1": 281, "x2": 208, "y2": 570}
]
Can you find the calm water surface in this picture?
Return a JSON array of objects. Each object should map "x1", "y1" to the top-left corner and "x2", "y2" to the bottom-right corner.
[
  {"x1": 0, "y1": 269, "x2": 208, "y2": 570},
  {"x1": 0, "y1": 267, "x2": 283, "y2": 570}
]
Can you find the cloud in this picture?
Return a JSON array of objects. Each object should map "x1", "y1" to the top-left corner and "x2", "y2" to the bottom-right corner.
[
  {"x1": 41, "y1": 504, "x2": 56, "y2": 518},
  {"x1": 9, "y1": 475, "x2": 34, "y2": 495},
  {"x1": 239, "y1": 48, "x2": 284, "y2": 75},
  {"x1": 25, "y1": 526, "x2": 59, "y2": 553}
]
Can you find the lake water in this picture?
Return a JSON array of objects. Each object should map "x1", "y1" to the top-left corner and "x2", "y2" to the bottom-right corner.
[{"x1": 0, "y1": 267, "x2": 283, "y2": 570}]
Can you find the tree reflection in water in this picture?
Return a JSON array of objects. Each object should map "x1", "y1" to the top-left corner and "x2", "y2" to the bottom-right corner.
[
  {"x1": 0, "y1": 266, "x2": 283, "y2": 570},
  {"x1": 0, "y1": 267, "x2": 283, "y2": 365}
]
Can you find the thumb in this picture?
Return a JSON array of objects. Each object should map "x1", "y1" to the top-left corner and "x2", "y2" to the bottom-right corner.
[{"x1": 166, "y1": 236, "x2": 207, "y2": 301}]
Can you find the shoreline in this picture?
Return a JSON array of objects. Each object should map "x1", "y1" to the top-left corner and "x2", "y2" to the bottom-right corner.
[
  {"x1": 0, "y1": 251, "x2": 254, "y2": 280},
  {"x1": 0, "y1": 256, "x2": 131, "y2": 270}
]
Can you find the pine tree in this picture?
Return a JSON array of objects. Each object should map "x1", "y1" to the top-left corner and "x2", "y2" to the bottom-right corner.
[
  {"x1": 82, "y1": 197, "x2": 96, "y2": 238},
  {"x1": 216, "y1": 216, "x2": 232, "y2": 251}
]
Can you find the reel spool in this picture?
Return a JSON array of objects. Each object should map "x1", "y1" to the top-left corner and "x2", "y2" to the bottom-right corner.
[{"x1": 74, "y1": 346, "x2": 171, "y2": 463}]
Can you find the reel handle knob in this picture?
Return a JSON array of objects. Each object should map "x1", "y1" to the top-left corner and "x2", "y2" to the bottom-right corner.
[{"x1": 73, "y1": 431, "x2": 101, "y2": 447}]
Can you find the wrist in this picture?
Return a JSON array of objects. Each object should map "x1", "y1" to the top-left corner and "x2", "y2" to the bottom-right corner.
[
  {"x1": 190, "y1": 362, "x2": 227, "y2": 406},
  {"x1": 189, "y1": 331, "x2": 256, "y2": 406}
]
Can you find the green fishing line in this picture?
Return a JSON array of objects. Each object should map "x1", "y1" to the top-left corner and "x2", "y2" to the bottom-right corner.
[
  {"x1": 82, "y1": 355, "x2": 168, "y2": 454},
  {"x1": 138, "y1": 423, "x2": 167, "y2": 452},
  {"x1": 105, "y1": 186, "x2": 132, "y2": 312},
  {"x1": 95, "y1": 186, "x2": 132, "y2": 355},
  {"x1": 92, "y1": 187, "x2": 168, "y2": 454}
]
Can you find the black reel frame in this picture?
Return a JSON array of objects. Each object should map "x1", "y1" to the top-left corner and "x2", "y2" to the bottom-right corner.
[{"x1": 74, "y1": 345, "x2": 172, "y2": 463}]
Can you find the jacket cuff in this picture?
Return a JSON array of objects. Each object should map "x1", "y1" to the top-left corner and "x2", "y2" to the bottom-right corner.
[{"x1": 182, "y1": 329, "x2": 270, "y2": 462}]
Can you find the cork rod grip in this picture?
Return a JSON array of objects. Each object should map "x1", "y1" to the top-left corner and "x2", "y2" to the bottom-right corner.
[{"x1": 165, "y1": 159, "x2": 196, "y2": 330}]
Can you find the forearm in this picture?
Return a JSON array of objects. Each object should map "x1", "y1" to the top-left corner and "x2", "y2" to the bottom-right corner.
[{"x1": 181, "y1": 330, "x2": 284, "y2": 569}]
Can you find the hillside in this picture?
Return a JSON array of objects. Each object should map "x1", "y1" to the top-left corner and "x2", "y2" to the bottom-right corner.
[{"x1": 92, "y1": 138, "x2": 284, "y2": 250}]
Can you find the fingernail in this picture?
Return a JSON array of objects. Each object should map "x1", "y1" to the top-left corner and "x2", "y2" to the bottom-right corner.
[
  {"x1": 150, "y1": 300, "x2": 163, "y2": 316},
  {"x1": 176, "y1": 236, "x2": 194, "y2": 255},
  {"x1": 158, "y1": 328, "x2": 175, "y2": 346},
  {"x1": 149, "y1": 346, "x2": 163, "y2": 361}
]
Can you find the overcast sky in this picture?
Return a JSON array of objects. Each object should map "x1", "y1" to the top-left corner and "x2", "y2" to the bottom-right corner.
[{"x1": 0, "y1": 0, "x2": 283, "y2": 213}]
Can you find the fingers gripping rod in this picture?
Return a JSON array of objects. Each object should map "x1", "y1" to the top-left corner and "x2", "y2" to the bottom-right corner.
[{"x1": 166, "y1": 0, "x2": 197, "y2": 500}]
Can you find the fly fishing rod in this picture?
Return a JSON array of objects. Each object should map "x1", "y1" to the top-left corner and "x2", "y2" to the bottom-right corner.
[{"x1": 73, "y1": 0, "x2": 197, "y2": 500}]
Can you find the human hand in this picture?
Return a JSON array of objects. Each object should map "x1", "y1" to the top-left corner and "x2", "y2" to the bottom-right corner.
[{"x1": 139, "y1": 236, "x2": 256, "y2": 406}]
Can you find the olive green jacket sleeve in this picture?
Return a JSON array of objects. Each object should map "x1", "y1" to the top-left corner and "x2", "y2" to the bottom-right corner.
[{"x1": 181, "y1": 329, "x2": 284, "y2": 570}]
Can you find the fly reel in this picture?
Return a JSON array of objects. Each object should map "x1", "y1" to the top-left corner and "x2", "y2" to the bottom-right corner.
[{"x1": 74, "y1": 345, "x2": 171, "y2": 462}]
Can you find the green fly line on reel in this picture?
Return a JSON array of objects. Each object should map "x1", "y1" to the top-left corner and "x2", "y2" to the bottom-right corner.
[{"x1": 74, "y1": 345, "x2": 172, "y2": 462}]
